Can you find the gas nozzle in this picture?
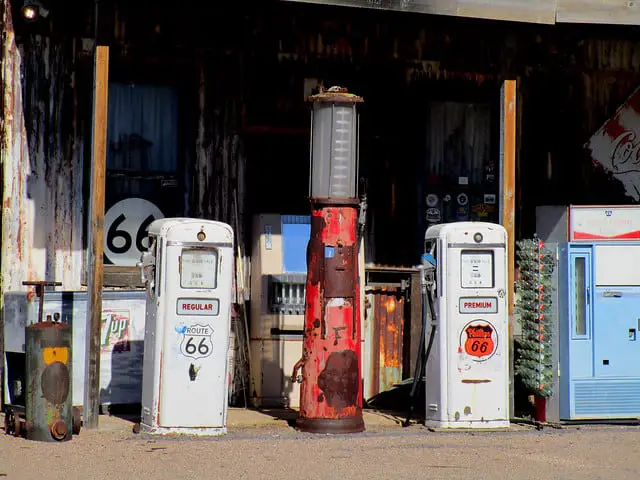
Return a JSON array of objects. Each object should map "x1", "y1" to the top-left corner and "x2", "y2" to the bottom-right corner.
[{"x1": 420, "y1": 253, "x2": 437, "y2": 288}]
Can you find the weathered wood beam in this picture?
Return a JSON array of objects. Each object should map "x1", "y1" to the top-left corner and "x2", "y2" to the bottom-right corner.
[
  {"x1": 500, "y1": 79, "x2": 517, "y2": 417},
  {"x1": 84, "y1": 44, "x2": 109, "y2": 430}
]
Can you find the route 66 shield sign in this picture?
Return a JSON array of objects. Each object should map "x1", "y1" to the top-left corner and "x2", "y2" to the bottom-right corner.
[
  {"x1": 180, "y1": 324, "x2": 214, "y2": 359},
  {"x1": 460, "y1": 320, "x2": 497, "y2": 362}
]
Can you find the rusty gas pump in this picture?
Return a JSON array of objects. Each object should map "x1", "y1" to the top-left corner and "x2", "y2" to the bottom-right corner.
[{"x1": 292, "y1": 87, "x2": 365, "y2": 434}]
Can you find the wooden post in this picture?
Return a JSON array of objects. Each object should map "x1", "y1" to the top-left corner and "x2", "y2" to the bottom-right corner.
[
  {"x1": 84, "y1": 45, "x2": 109, "y2": 429},
  {"x1": 0, "y1": 0, "x2": 6, "y2": 413},
  {"x1": 499, "y1": 79, "x2": 516, "y2": 418}
]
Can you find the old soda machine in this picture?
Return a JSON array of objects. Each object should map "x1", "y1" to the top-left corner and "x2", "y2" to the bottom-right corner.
[
  {"x1": 423, "y1": 221, "x2": 510, "y2": 428},
  {"x1": 557, "y1": 205, "x2": 640, "y2": 420},
  {"x1": 139, "y1": 218, "x2": 234, "y2": 435},
  {"x1": 250, "y1": 213, "x2": 310, "y2": 408}
]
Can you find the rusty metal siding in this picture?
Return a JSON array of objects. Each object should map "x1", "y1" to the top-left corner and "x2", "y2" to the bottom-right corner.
[
  {"x1": 371, "y1": 289, "x2": 404, "y2": 396},
  {"x1": 2, "y1": 1, "x2": 85, "y2": 292}
]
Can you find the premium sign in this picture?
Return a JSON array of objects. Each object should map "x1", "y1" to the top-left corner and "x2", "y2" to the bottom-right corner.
[
  {"x1": 459, "y1": 297, "x2": 498, "y2": 314},
  {"x1": 177, "y1": 298, "x2": 220, "y2": 316}
]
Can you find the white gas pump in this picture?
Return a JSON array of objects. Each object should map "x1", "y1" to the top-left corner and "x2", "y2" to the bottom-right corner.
[
  {"x1": 139, "y1": 218, "x2": 234, "y2": 436},
  {"x1": 422, "y1": 222, "x2": 510, "y2": 429}
]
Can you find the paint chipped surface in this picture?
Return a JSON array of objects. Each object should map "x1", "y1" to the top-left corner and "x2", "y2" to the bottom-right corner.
[
  {"x1": 298, "y1": 206, "x2": 363, "y2": 425},
  {"x1": 2, "y1": 1, "x2": 84, "y2": 292}
]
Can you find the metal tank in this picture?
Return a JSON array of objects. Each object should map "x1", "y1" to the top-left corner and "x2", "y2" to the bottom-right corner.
[{"x1": 25, "y1": 321, "x2": 74, "y2": 442}]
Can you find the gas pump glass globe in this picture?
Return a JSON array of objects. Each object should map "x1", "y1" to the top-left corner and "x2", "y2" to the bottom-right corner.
[{"x1": 310, "y1": 102, "x2": 358, "y2": 198}]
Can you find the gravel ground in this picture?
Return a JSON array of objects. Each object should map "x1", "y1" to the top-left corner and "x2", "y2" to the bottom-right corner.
[{"x1": 1, "y1": 415, "x2": 640, "y2": 480}]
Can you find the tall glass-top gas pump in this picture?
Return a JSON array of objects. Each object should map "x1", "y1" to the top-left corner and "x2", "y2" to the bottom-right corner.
[{"x1": 292, "y1": 87, "x2": 365, "y2": 434}]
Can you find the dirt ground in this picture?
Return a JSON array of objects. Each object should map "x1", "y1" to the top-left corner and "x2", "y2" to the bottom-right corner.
[{"x1": 1, "y1": 412, "x2": 640, "y2": 480}]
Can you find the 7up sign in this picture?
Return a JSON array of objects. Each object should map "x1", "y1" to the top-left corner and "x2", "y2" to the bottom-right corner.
[{"x1": 101, "y1": 310, "x2": 131, "y2": 353}]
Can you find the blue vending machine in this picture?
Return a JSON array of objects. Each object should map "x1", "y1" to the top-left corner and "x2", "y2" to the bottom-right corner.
[{"x1": 559, "y1": 205, "x2": 640, "y2": 420}]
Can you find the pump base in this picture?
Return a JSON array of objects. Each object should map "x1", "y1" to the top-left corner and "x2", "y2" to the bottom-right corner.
[
  {"x1": 425, "y1": 419, "x2": 510, "y2": 430},
  {"x1": 295, "y1": 416, "x2": 365, "y2": 434},
  {"x1": 140, "y1": 423, "x2": 228, "y2": 436}
]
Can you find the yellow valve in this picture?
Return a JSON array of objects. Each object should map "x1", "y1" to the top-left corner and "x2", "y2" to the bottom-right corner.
[{"x1": 42, "y1": 347, "x2": 69, "y2": 365}]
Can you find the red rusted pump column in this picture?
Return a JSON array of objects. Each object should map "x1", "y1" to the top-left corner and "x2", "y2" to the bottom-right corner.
[{"x1": 294, "y1": 87, "x2": 365, "y2": 434}]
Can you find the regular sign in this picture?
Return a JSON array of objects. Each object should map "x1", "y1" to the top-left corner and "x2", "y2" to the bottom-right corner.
[{"x1": 103, "y1": 198, "x2": 164, "y2": 266}]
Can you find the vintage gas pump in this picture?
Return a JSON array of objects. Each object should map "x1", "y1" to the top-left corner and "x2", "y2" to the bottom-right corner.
[
  {"x1": 292, "y1": 87, "x2": 365, "y2": 434},
  {"x1": 422, "y1": 222, "x2": 510, "y2": 429},
  {"x1": 138, "y1": 218, "x2": 234, "y2": 436}
]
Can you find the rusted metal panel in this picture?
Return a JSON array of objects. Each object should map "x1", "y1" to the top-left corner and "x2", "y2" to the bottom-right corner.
[
  {"x1": 371, "y1": 288, "x2": 404, "y2": 395},
  {"x1": 2, "y1": 2, "x2": 85, "y2": 293}
]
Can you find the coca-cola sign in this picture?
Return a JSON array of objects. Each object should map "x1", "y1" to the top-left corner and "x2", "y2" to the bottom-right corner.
[
  {"x1": 586, "y1": 86, "x2": 640, "y2": 200},
  {"x1": 611, "y1": 131, "x2": 640, "y2": 174}
]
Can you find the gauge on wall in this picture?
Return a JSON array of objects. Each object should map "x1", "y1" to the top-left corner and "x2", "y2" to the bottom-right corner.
[
  {"x1": 426, "y1": 194, "x2": 439, "y2": 207},
  {"x1": 457, "y1": 193, "x2": 469, "y2": 206}
]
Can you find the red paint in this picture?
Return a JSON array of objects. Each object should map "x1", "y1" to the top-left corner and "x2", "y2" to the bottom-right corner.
[
  {"x1": 573, "y1": 229, "x2": 640, "y2": 240},
  {"x1": 603, "y1": 115, "x2": 626, "y2": 140},
  {"x1": 181, "y1": 303, "x2": 214, "y2": 311},
  {"x1": 463, "y1": 300, "x2": 494, "y2": 309},
  {"x1": 298, "y1": 205, "x2": 363, "y2": 431},
  {"x1": 535, "y1": 395, "x2": 547, "y2": 423},
  {"x1": 464, "y1": 324, "x2": 496, "y2": 358}
]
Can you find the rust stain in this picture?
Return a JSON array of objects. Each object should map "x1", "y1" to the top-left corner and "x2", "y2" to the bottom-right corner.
[
  {"x1": 371, "y1": 290, "x2": 404, "y2": 395},
  {"x1": 317, "y1": 349, "x2": 359, "y2": 412},
  {"x1": 2, "y1": 3, "x2": 84, "y2": 292}
]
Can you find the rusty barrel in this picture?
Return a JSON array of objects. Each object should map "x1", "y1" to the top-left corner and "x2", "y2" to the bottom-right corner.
[
  {"x1": 296, "y1": 201, "x2": 365, "y2": 434},
  {"x1": 25, "y1": 322, "x2": 73, "y2": 442}
]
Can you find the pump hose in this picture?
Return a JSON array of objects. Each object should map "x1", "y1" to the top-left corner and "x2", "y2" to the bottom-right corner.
[{"x1": 402, "y1": 286, "x2": 437, "y2": 427}]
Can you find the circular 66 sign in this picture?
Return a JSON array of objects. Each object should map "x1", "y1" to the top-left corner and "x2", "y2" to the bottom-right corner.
[{"x1": 103, "y1": 198, "x2": 164, "y2": 266}]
